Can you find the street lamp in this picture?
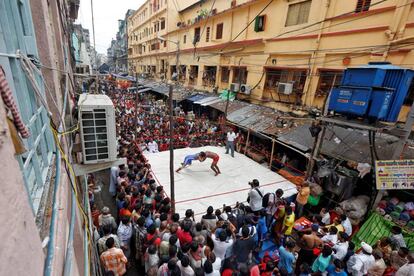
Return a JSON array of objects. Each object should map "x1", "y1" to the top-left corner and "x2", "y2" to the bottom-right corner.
[{"x1": 157, "y1": 35, "x2": 180, "y2": 213}]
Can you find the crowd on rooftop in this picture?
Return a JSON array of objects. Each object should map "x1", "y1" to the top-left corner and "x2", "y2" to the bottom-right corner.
[{"x1": 89, "y1": 87, "x2": 414, "y2": 276}]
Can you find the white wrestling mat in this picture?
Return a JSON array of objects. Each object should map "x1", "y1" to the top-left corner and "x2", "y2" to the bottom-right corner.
[{"x1": 145, "y1": 146, "x2": 297, "y2": 218}]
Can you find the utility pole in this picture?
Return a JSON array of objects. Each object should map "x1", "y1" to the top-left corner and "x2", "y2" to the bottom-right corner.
[
  {"x1": 157, "y1": 35, "x2": 180, "y2": 213},
  {"x1": 169, "y1": 85, "x2": 175, "y2": 213},
  {"x1": 225, "y1": 58, "x2": 242, "y2": 118},
  {"x1": 135, "y1": 72, "x2": 139, "y2": 140}
]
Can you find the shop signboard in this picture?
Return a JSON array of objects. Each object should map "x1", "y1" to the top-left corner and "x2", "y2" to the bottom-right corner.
[{"x1": 375, "y1": 159, "x2": 414, "y2": 190}]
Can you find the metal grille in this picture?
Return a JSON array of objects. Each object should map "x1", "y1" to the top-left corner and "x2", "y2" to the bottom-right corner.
[{"x1": 81, "y1": 109, "x2": 109, "y2": 162}]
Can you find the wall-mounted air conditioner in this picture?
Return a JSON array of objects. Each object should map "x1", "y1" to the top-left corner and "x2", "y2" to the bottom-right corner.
[
  {"x1": 230, "y1": 83, "x2": 240, "y2": 92},
  {"x1": 240, "y1": 84, "x2": 252, "y2": 95},
  {"x1": 78, "y1": 94, "x2": 117, "y2": 164},
  {"x1": 277, "y1": 82, "x2": 293, "y2": 95}
]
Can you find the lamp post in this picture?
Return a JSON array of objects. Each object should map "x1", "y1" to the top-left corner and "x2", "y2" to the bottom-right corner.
[{"x1": 158, "y1": 35, "x2": 180, "y2": 213}]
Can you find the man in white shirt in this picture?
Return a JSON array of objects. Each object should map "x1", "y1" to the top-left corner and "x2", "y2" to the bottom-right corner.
[
  {"x1": 347, "y1": 242, "x2": 375, "y2": 276},
  {"x1": 396, "y1": 251, "x2": 414, "y2": 276},
  {"x1": 340, "y1": 214, "x2": 353, "y2": 236},
  {"x1": 147, "y1": 139, "x2": 159, "y2": 153},
  {"x1": 225, "y1": 130, "x2": 238, "y2": 157},
  {"x1": 333, "y1": 232, "x2": 349, "y2": 261},
  {"x1": 211, "y1": 231, "x2": 233, "y2": 260},
  {"x1": 247, "y1": 179, "x2": 264, "y2": 212}
]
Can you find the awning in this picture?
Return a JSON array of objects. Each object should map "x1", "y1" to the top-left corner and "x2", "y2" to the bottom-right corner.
[
  {"x1": 194, "y1": 96, "x2": 218, "y2": 105},
  {"x1": 187, "y1": 94, "x2": 208, "y2": 102},
  {"x1": 202, "y1": 97, "x2": 223, "y2": 106},
  {"x1": 138, "y1": 88, "x2": 152, "y2": 93},
  {"x1": 276, "y1": 124, "x2": 414, "y2": 163}
]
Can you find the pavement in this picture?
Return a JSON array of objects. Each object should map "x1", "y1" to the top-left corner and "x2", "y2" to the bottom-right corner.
[{"x1": 94, "y1": 169, "x2": 143, "y2": 275}]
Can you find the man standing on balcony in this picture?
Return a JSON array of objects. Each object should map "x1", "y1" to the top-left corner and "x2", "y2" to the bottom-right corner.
[{"x1": 226, "y1": 129, "x2": 238, "y2": 157}]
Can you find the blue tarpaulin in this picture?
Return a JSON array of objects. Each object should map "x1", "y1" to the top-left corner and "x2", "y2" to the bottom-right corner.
[{"x1": 186, "y1": 94, "x2": 208, "y2": 102}]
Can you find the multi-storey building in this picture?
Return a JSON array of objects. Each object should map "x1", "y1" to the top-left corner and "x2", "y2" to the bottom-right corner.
[
  {"x1": 1, "y1": 0, "x2": 99, "y2": 275},
  {"x1": 128, "y1": 0, "x2": 414, "y2": 120},
  {"x1": 73, "y1": 24, "x2": 93, "y2": 74},
  {"x1": 108, "y1": 9, "x2": 136, "y2": 73}
]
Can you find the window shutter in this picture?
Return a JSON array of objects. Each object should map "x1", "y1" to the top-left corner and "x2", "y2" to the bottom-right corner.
[{"x1": 254, "y1": 16, "x2": 260, "y2": 32}]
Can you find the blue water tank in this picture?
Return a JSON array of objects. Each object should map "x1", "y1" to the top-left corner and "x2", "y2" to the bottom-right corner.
[
  {"x1": 329, "y1": 86, "x2": 372, "y2": 116},
  {"x1": 368, "y1": 88, "x2": 395, "y2": 121},
  {"x1": 330, "y1": 63, "x2": 414, "y2": 122},
  {"x1": 384, "y1": 70, "x2": 414, "y2": 122},
  {"x1": 342, "y1": 68, "x2": 387, "y2": 87}
]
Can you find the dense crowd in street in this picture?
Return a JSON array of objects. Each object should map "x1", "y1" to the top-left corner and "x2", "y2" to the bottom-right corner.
[{"x1": 92, "y1": 88, "x2": 414, "y2": 276}]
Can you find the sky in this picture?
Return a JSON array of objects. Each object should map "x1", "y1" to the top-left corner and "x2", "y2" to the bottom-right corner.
[{"x1": 76, "y1": 0, "x2": 145, "y2": 54}]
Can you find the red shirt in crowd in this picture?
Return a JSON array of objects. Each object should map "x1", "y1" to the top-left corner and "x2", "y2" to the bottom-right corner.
[{"x1": 176, "y1": 229, "x2": 193, "y2": 246}]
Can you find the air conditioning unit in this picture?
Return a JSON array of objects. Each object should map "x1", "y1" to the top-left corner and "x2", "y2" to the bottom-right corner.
[
  {"x1": 230, "y1": 83, "x2": 240, "y2": 92},
  {"x1": 277, "y1": 82, "x2": 293, "y2": 95},
  {"x1": 78, "y1": 94, "x2": 117, "y2": 164},
  {"x1": 240, "y1": 84, "x2": 252, "y2": 95}
]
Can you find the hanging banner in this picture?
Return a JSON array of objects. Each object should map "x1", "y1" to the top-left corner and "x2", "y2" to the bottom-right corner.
[{"x1": 375, "y1": 159, "x2": 414, "y2": 190}]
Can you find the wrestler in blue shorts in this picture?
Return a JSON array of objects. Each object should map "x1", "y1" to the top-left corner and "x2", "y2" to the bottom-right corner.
[{"x1": 176, "y1": 152, "x2": 204, "y2": 173}]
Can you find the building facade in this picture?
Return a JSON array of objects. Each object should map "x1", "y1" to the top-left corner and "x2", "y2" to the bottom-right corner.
[
  {"x1": 0, "y1": 0, "x2": 97, "y2": 275},
  {"x1": 107, "y1": 9, "x2": 135, "y2": 73},
  {"x1": 73, "y1": 24, "x2": 93, "y2": 74},
  {"x1": 128, "y1": 0, "x2": 414, "y2": 120}
]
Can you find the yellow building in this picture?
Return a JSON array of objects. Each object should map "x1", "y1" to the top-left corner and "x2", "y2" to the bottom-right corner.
[{"x1": 128, "y1": 0, "x2": 414, "y2": 119}]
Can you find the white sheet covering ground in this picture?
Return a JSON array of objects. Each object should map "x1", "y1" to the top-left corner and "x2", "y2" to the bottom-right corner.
[{"x1": 145, "y1": 146, "x2": 297, "y2": 218}]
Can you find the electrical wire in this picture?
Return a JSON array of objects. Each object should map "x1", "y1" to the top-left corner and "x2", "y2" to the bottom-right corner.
[
  {"x1": 268, "y1": 0, "x2": 390, "y2": 40},
  {"x1": 213, "y1": 0, "x2": 274, "y2": 54}
]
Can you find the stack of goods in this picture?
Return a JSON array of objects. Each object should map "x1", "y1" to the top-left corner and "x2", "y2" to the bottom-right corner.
[
  {"x1": 337, "y1": 195, "x2": 370, "y2": 225},
  {"x1": 376, "y1": 197, "x2": 414, "y2": 230}
]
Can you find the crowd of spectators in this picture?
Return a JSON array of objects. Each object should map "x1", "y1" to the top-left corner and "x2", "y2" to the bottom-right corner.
[
  {"x1": 91, "y1": 88, "x2": 413, "y2": 276},
  {"x1": 113, "y1": 91, "x2": 223, "y2": 154}
]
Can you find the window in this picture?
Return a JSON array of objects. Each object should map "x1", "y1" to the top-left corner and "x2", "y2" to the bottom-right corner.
[
  {"x1": 285, "y1": 0, "x2": 312, "y2": 26},
  {"x1": 316, "y1": 70, "x2": 343, "y2": 97},
  {"x1": 232, "y1": 67, "x2": 248, "y2": 85},
  {"x1": 189, "y1": 66, "x2": 199, "y2": 85},
  {"x1": 161, "y1": 20, "x2": 165, "y2": 30},
  {"x1": 163, "y1": 41, "x2": 167, "y2": 47},
  {"x1": 183, "y1": 35, "x2": 187, "y2": 44},
  {"x1": 216, "y1": 23, "x2": 223, "y2": 39},
  {"x1": 206, "y1": 27, "x2": 210, "y2": 42},
  {"x1": 221, "y1": 67, "x2": 230, "y2": 83},
  {"x1": 264, "y1": 68, "x2": 308, "y2": 104},
  {"x1": 202, "y1": 66, "x2": 217, "y2": 87},
  {"x1": 3, "y1": 0, "x2": 55, "y2": 214},
  {"x1": 254, "y1": 15, "x2": 266, "y2": 32},
  {"x1": 194, "y1": 27, "x2": 201, "y2": 43},
  {"x1": 356, "y1": 0, "x2": 371, "y2": 13}
]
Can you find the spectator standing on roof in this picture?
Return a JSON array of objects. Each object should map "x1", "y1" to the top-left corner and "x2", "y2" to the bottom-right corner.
[
  {"x1": 247, "y1": 179, "x2": 264, "y2": 212},
  {"x1": 225, "y1": 129, "x2": 238, "y2": 157}
]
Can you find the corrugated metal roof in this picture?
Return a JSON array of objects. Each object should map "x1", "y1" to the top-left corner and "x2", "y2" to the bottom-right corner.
[
  {"x1": 277, "y1": 124, "x2": 414, "y2": 163},
  {"x1": 202, "y1": 98, "x2": 223, "y2": 106},
  {"x1": 187, "y1": 94, "x2": 208, "y2": 102},
  {"x1": 194, "y1": 96, "x2": 218, "y2": 105}
]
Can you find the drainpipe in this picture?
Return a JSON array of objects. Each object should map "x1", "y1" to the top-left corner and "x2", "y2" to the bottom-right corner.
[
  {"x1": 43, "y1": 147, "x2": 61, "y2": 276},
  {"x1": 62, "y1": 176, "x2": 76, "y2": 276},
  {"x1": 83, "y1": 176, "x2": 90, "y2": 276}
]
